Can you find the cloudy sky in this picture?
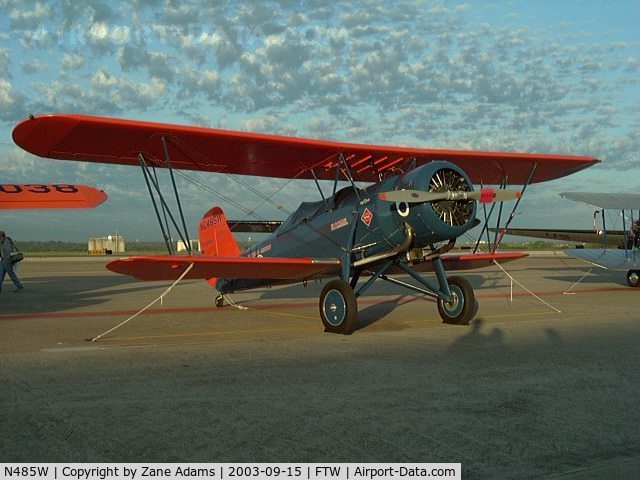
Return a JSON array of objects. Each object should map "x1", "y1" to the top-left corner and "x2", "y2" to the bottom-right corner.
[{"x1": 0, "y1": 0, "x2": 638, "y2": 242}]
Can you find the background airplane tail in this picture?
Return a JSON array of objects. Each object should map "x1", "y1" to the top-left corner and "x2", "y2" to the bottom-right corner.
[{"x1": 198, "y1": 206, "x2": 241, "y2": 287}]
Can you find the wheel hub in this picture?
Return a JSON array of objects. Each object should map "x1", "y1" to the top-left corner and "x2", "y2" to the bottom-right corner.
[
  {"x1": 323, "y1": 289, "x2": 346, "y2": 325},
  {"x1": 445, "y1": 292, "x2": 459, "y2": 311}
]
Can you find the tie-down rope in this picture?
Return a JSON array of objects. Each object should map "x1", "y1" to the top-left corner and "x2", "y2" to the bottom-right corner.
[
  {"x1": 492, "y1": 260, "x2": 562, "y2": 313},
  {"x1": 87, "y1": 263, "x2": 195, "y2": 342},
  {"x1": 551, "y1": 251, "x2": 595, "y2": 295},
  {"x1": 223, "y1": 293, "x2": 250, "y2": 310}
]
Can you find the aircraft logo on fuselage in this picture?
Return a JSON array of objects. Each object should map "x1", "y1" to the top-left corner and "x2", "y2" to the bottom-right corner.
[{"x1": 361, "y1": 208, "x2": 373, "y2": 227}]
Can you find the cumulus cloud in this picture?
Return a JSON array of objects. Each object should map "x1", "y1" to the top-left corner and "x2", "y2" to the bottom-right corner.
[
  {"x1": 9, "y1": 2, "x2": 51, "y2": 29},
  {"x1": 180, "y1": 66, "x2": 220, "y2": 100},
  {"x1": 0, "y1": 47, "x2": 10, "y2": 76},
  {"x1": 0, "y1": 78, "x2": 26, "y2": 120},
  {"x1": 89, "y1": 22, "x2": 130, "y2": 52},
  {"x1": 626, "y1": 56, "x2": 639, "y2": 72},
  {"x1": 0, "y1": 0, "x2": 638, "y2": 239},
  {"x1": 21, "y1": 58, "x2": 46, "y2": 74},
  {"x1": 61, "y1": 52, "x2": 85, "y2": 70}
]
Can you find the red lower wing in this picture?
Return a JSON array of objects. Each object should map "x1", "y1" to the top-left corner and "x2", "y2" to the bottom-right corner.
[
  {"x1": 107, "y1": 252, "x2": 526, "y2": 282},
  {"x1": 410, "y1": 251, "x2": 529, "y2": 273},
  {"x1": 106, "y1": 255, "x2": 341, "y2": 281}
]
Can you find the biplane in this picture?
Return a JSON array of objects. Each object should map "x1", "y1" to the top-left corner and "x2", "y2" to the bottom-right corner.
[
  {"x1": 0, "y1": 183, "x2": 107, "y2": 209},
  {"x1": 12, "y1": 114, "x2": 599, "y2": 332},
  {"x1": 499, "y1": 192, "x2": 640, "y2": 288},
  {"x1": 493, "y1": 192, "x2": 640, "y2": 249}
]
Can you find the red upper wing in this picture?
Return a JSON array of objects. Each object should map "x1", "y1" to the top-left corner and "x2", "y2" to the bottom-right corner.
[
  {"x1": 106, "y1": 255, "x2": 341, "y2": 281},
  {"x1": 0, "y1": 183, "x2": 107, "y2": 209},
  {"x1": 13, "y1": 114, "x2": 599, "y2": 184}
]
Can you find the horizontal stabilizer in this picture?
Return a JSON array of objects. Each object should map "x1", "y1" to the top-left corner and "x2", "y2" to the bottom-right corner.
[
  {"x1": 106, "y1": 255, "x2": 341, "y2": 281},
  {"x1": 227, "y1": 220, "x2": 282, "y2": 233}
]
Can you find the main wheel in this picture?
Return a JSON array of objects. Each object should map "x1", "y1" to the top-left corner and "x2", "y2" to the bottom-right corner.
[
  {"x1": 437, "y1": 276, "x2": 475, "y2": 325},
  {"x1": 319, "y1": 279, "x2": 358, "y2": 334},
  {"x1": 626, "y1": 270, "x2": 640, "y2": 288}
]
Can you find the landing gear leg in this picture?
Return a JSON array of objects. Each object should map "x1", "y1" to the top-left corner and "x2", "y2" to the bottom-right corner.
[{"x1": 395, "y1": 257, "x2": 477, "y2": 325}]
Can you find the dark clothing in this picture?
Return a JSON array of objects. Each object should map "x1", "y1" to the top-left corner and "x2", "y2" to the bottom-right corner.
[{"x1": 0, "y1": 236, "x2": 23, "y2": 291}]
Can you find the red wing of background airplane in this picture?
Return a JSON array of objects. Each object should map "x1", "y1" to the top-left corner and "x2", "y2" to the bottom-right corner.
[
  {"x1": 0, "y1": 183, "x2": 107, "y2": 209},
  {"x1": 13, "y1": 114, "x2": 599, "y2": 333}
]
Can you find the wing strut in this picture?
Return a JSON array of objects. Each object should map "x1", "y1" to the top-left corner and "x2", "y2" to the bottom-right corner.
[
  {"x1": 138, "y1": 153, "x2": 192, "y2": 255},
  {"x1": 162, "y1": 137, "x2": 192, "y2": 253},
  {"x1": 601, "y1": 209, "x2": 608, "y2": 249},
  {"x1": 310, "y1": 169, "x2": 330, "y2": 212},
  {"x1": 338, "y1": 153, "x2": 361, "y2": 203},
  {"x1": 471, "y1": 163, "x2": 538, "y2": 254},
  {"x1": 491, "y1": 163, "x2": 538, "y2": 252},
  {"x1": 139, "y1": 154, "x2": 172, "y2": 253}
]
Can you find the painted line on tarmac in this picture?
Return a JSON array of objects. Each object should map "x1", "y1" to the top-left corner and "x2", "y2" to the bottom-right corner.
[
  {"x1": 3, "y1": 285, "x2": 631, "y2": 322},
  {"x1": 42, "y1": 343, "x2": 164, "y2": 352},
  {"x1": 403, "y1": 310, "x2": 559, "y2": 327},
  {"x1": 39, "y1": 329, "x2": 313, "y2": 351},
  {"x1": 42, "y1": 345, "x2": 108, "y2": 352},
  {"x1": 41, "y1": 309, "x2": 566, "y2": 352},
  {"x1": 0, "y1": 305, "x2": 221, "y2": 321},
  {"x1": 73, "y1": 310, "x2": 562, "y2": 346},
  {"x1": 71, "y1": 310, "x2": 317, "y2": 345}
]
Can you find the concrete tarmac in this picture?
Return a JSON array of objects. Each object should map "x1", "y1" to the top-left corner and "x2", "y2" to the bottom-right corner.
[{"x1": 0, "y1": 254, "x2": 638, "y2": 479}]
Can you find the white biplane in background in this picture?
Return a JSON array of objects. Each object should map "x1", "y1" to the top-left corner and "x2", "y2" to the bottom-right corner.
[{"x1": 500, "y1": 192, "x2": 640, "y2": 288}]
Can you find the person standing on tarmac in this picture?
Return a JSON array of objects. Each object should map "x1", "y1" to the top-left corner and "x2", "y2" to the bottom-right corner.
[{"x1": 0, "y1": 230, "x2": 24, "y2": 293}]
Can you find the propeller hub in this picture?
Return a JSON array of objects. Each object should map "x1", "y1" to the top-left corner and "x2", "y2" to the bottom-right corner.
[{"x1": 428, "y1": 168, "x2": 474, "y2": 227}]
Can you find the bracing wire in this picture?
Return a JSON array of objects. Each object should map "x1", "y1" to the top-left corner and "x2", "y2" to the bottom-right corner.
[{"x1": 172, "y1": 169, "x2": 296, "y2": 221}]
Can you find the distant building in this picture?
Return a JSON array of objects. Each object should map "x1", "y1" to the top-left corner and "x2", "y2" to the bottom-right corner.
[
  {"x1": 176, "y1": 239, "x2": 200, "y2": 253},
  {"x1": 88, "y1": 235, "x2": 125, "y2": 254}
]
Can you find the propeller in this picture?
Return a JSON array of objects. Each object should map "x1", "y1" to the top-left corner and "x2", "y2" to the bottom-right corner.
[{"x1": 379, "y1": 187, "x2": 521, "y2": 204}]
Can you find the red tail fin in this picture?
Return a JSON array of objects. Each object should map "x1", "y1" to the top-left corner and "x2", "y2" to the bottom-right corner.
[
  {"x1": 198, "y1": 206, "x2": 241, "y2": 256},
  {"x1": 198, "y1": 207, "x2": 240, "y2": 287}
]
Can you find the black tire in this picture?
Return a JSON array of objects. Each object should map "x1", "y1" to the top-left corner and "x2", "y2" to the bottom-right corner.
[
  {"x1": 319, "y1": 279, "x2": 358, "y2": 334},
  {"x1": 437, "y1": 276, "x2": 475, "y2": 325},
  {"x1": 215, "y1": 294, "x2": 224, "y2": 308},
  {"x1": 626, "y1": 270, "x2": 640, "y2": 288}
]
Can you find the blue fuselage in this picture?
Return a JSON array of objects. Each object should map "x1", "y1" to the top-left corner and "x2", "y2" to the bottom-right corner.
[{"x1": 217, "y1": 161, "x2": 477, "y2": 293}]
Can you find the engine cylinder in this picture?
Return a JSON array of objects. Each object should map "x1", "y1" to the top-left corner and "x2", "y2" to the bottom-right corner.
[{"x1": 375, "y1": 161, "x2": 477, "y2": 246}]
